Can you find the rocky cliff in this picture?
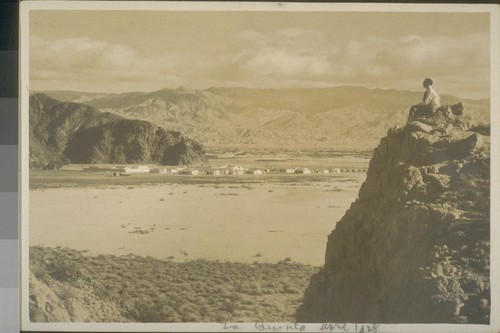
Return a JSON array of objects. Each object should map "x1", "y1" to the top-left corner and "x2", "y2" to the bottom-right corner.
[
  {"x1": 297, "y1": 106, "x2": 490, "y2": 323},
  {"x1": 30, "y1": 93, "x2": 207, "y2": 167}
]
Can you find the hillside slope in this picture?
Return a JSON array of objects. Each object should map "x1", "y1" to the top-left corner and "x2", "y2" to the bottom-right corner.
[
  {"x1": 29, "y1": 246, "x2": 318, "y2": 322},
  {"x1": 29, "y1": 94, "x2": 206, "y2": 167},
  {"x1": 41, "y1": 87, "x2": 490, "y2": 149},
  {"x1": 29, "y1": 93, "x2": 121, "y2": 166},
  {"x1": 297, "y1": 107, "x2": 490, "y2": 323}
]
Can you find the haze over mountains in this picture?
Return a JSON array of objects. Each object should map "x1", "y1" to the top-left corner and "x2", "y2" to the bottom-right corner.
[{"x1": 40, "y1": 87, "x2": 490, "y2": 150}]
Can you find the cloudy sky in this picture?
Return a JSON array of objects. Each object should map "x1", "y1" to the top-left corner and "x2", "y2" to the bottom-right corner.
[{"x1": 29, "y1": 8, "x2": 491, "y2": 99}]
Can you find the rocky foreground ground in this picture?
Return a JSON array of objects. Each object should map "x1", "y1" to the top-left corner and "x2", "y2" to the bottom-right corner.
[{"x1": 298, "y1": 106, "x2": 490, "y2": 323}]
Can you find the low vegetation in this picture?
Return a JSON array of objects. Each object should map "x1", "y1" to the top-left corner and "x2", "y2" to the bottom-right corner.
[{"x1": 30, "y1": 246, "x2": 319, "y2": 322}]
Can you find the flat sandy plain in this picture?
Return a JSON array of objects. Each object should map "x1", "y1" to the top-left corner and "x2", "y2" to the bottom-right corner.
[{"x1": 29, "y1": 155, "x2": 368, "y2": 267}]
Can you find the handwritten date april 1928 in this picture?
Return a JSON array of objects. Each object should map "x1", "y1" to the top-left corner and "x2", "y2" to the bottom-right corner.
[{"x1": 222, "y1": 322, "x2": 380, "y2": 333}]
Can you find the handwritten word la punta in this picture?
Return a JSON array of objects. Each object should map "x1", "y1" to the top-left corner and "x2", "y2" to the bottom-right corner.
[{"x1": 255, "y1": 322, "x2": 306, "y2": 332}]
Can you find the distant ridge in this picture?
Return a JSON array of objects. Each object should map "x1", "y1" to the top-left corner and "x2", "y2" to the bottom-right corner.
[{"x1": 40, "y1": 87, "x2": 490, "y2": 150}]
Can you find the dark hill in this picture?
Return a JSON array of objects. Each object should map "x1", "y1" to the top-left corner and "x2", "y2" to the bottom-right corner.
[
  {"x1": 29, "y1": 93, "x2": 122, "y2": 166},
  {"x1": 297, "y1": 106, "x2": 490, "y2": 323},
  {"x1": 29, "y1": 93, "x2": 206, "y2": 167},
  {"x1": 64, "y1": 120, "x2": 206, "y2": 165}
]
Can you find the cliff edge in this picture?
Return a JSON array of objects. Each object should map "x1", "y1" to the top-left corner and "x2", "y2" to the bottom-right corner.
[{"x1": 297, "y1": 106, "x2": 490, "y2": 323}]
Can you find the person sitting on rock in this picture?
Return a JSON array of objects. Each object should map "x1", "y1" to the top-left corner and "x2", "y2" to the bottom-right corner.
[{"x1": 408, "y1": 78, "x2": 440, "y2": 122}]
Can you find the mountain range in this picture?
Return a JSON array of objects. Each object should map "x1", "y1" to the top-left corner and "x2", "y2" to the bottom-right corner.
[{"x1": 40, "y1": 86, "x2": 490, "y2": 150}]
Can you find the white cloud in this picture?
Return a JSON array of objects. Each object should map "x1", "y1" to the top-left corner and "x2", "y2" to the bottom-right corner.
[
  {"x1": 30, "y1": 30, "x2": 490, "y2": 98},
  {"x1": 99, "y1": 44, "x2": 137, "y2": 69},
  {"x1": 319, "y1": 33, "x2": 490, "y2": 97},
  {"x1": 30, "y1": 35, "x2": 188, "y2": 91},
  {"x1": 32, "y1": 36, "x2": 163, "y2": 72},
  {"x1": 234, "y1": 28, "x2": 337, "y2": 81},
  {"x1": 243, "y1": 48, "x2": 332, "y2": 78},
  {"x1": 236, "y1": 28, "x2": 325, "y2": 50}
]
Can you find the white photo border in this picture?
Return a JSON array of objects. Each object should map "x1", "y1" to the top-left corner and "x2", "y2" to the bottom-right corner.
[{"x1": 19, "y1": 2, "x2": 500, "y2": 332}]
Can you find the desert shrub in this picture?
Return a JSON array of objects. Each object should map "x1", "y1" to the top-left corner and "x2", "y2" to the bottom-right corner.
[
  {"x1": 57, "y1": 284, "x2": 75, "y2": 302},
  {"x1": 30, "y1": 246, "x2": 320, "y2": 323},
  {"x1": 282, "y1": 284, "x2": 300, "y2": 294},
  {"x1": 31, "y1": 264, "x2": 50, "y2": 283},
  {"x1": 179, "y1": 304, "x2": 202, "y2": 322},
  {"x1": 131, "y1": 300, "x2": 164, "y2": 322},
  {"x1": 46, "y1": 260, "x2": 82, "y2": 282},
  {"x1": 221, "y1": 299, "x2": 235, "y2": 314}
]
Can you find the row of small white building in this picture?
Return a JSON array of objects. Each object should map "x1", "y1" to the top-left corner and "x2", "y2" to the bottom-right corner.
[{"x1": 83, "y1": 165, "x2": 362, "y2": 175}]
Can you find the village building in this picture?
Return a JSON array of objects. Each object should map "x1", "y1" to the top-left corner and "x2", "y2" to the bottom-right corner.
[
  {"x1": 149, "y1": 168, "x2": 168, "y2": 174},
  {"x1": 124, "y1": 165, "x2": 150, "y2": 173},
  {"x1": 83, "y1": 166, "x2": 126, "y2": 173},
  {"x1": 179, "y1": 169, "x2": 199, "y2": 175},
  {"x1": 231, "y1": 166, "x2": 245, "y2": 175},
  {"x1": 295, "y1": 168, "x2": 312, "y2": 174},
  {"x1": 205, "y1": 168, "x2": 223, "y2": 176}
]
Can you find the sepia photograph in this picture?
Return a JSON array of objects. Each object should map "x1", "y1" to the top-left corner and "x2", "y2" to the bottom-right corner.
[{"x1": 20, "y1": 2, "x2": 499, "y2": 332}]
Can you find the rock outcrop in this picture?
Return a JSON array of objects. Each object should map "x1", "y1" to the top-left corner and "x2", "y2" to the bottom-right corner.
[
  {"x1": 29, "y1": 93, "x2": 207, "y2": 167},
  {"x1": 64, "y1": 119, "x2": 206, "y2": 165},
  {"x1": 297, "y1": 106, "x2": 490, "y2": 324}
]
